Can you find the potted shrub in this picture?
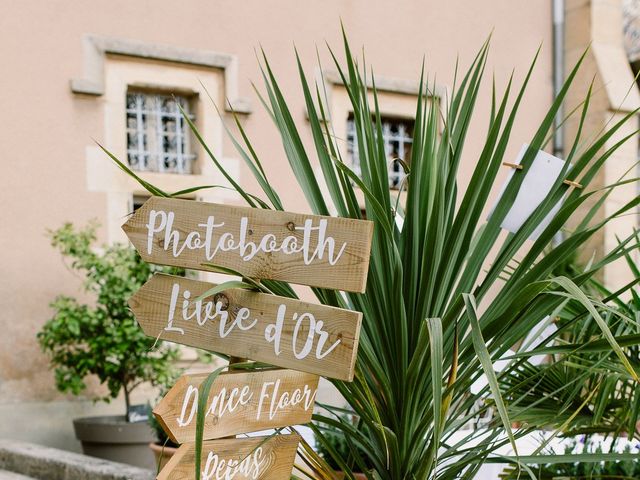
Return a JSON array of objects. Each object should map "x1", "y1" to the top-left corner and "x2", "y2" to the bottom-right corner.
[{"x1": 37, "y1": 222, "x2": 180, "y2": 469}]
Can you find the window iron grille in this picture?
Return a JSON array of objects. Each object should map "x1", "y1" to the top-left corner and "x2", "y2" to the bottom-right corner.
[
  {"x1": 126, "y1": 92, "x2": 196, "y2": 174},
  {"x1": 347, "y1": 116, "x2": 413, "y2": 189}
]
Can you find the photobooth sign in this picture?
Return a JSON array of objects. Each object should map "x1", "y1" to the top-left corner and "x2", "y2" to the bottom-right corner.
[
  {"x1": 125, "y1": 197, "x2": 373, "y2": 479},
  {"x1": 123, "y1": 197, "x2": 373, "y2": 292}
]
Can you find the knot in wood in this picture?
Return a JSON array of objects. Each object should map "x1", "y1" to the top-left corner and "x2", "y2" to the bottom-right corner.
[
  {"x1": 286, "y1": 221, "x2": 296, "y2": 231},
  {"x1": 214, "y1": 293, "x2": 229, "y2": 311}
]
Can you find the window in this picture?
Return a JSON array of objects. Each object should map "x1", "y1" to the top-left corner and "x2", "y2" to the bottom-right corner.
[
  {"x1": 131, "y1": 194, "x2": 195, "y2": 213},
  {"x1": 347, "y1": 116, "x2": 414, "y2": 189},
  {"x1": 126, "y1": 92, "x2": 196, "y2": 174},
  {"x1": 132, "y1": 195, "x2": 149, "y2": 212}
]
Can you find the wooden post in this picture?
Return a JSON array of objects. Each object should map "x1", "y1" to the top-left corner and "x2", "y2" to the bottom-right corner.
[{"x1": 124, "y1": 196, "x2": 374, "y2": 479}]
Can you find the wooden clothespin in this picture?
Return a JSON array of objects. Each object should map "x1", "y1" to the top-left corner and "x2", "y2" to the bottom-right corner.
[
  {"x1": 503, "y1": 161, "x2": 582, "y2": 189},
  {"x1": 562, "y1": 179, "x2": 582, "y2": 189},
  {"x1": 502, "y1": 162, "x2": 523, "y2": 170}
]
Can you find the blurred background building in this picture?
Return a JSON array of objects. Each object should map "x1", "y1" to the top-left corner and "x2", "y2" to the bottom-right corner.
[{"x1": 0, "y1": 0, "x2": 638, "y2": 451}]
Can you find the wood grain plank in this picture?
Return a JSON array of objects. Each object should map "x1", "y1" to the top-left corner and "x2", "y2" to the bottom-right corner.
[
  {"x1": 122, "y1": 197, "x2": 373, "y2": 292},
  {"x1": 154, "y1": 369, "x2": 318, "y2": 443},
  {"x1": 130, "y1": 274, "x2": 362, "y2": 381},
  {"x1": 157, "y1": 434, "x2": 300, "y2": 480}
]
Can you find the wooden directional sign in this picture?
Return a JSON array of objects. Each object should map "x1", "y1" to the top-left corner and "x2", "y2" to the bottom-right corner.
[
  {"x1": 130, "y1": 274, "x2": 362, "y2": 381},
  {"x1": 158, "y1": 434, "x2": 300, "y2": 480},
  {"x1": 154, "y1": 369, "x2": 319, "y2": 443},
  {"x1": 122, "y1": 197, "x2": 373, "y2": 292}
]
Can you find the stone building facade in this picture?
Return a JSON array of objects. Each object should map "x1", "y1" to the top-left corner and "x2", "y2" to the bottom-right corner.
[{"x1": 0, "y1": 0, "x2": 637, "y2": 450}]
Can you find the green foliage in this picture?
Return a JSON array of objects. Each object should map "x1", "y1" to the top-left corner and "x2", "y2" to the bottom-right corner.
[
  {"x1": 102, "y1": 31, "x2": 640, "y2": 479},
  {"x1": 503, "y1": 254, "x2": 640, "y2": 438},
  {"x1": 502, "y1": 436, "x2": 640, "y2": 479},
  {"x1": 315, "y1": 424, "x2": 349, "y2": 471},
  {"x1": 314, "y1": 415, "x2": 373, "y2": 472},
  {"x1": 37, "y1": 221, "x2": 181, "y2": 414}
]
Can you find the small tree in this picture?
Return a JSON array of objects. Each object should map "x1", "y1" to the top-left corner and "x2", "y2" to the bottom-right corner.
[{"x1": 38, "y1": 221, "x2": 180, "y2": 416}]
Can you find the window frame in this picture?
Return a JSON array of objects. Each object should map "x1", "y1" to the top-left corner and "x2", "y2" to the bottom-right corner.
[{"x1": 82, "y1": 54, "x2": 242, "y2": 245}]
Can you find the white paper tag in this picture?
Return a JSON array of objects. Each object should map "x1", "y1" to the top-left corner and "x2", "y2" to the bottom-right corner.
[{"x1": 491, "y1": 144, "x2": 567, "y2": 240}]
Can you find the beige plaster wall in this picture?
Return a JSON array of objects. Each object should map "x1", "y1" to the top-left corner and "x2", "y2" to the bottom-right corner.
[
  {"x1": 564, "y1": 0, "x2": 640, "y2": 290},
  {"x1": 0, "y1": 0, "x2": 553, "y2": 450}
]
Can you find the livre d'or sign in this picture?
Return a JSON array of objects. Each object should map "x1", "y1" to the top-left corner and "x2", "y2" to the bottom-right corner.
[
  {"x1": 130, "y1": 274, "x2": 361, "y2": 381},
  {"x1": 123, "y1": 197, "x2": 374, "y2": 292}
]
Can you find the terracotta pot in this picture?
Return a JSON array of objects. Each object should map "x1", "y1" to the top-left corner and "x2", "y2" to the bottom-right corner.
[
  {"x1": 149, "y1": 442, "x2": 179, "y2": 472},
  {"x1": 73, "y1": 415, "x2": 156, "y2": 469}
]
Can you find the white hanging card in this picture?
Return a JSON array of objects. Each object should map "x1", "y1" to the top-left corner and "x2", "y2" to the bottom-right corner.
[{"x1": 490, "y1": 144, "x2": 567, "y2": 240}]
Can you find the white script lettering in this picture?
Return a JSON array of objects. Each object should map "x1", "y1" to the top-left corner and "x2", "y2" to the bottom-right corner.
[
  {"x1": 165, "y1": 283, "x2": 342, "y2": 361},
  {"x1": 146, "y1": 210, "x2": 347, "y2": 266},
  {"x1": 176, "y1": 379, "x2": 317, "y2": 428},
  {"x1": 202, "y1": 447, "x2": 265, "y2": 480}
]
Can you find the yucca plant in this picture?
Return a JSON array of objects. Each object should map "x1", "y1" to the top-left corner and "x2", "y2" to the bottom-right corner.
[{"x1": 103, "y1": 32, "x2": 640, "y2": 479}]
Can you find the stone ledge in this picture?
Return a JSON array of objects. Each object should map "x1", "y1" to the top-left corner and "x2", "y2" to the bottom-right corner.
[
  {"x1": 0, "y1": 440, "x2": 153, "y2": 480},
  {"x1": 71, "y1": 34, "x2": 252, "y2": 113},
  {"x1": 321, "y1": 69, "x2": 448, "y2": 98},
  {"x1": 0, "y1": 470, "x2": 36, "y2": 480}
]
